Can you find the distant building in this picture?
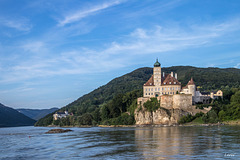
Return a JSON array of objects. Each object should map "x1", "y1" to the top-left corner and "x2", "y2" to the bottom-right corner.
[{"x1": 53, "y1": 111, "x2": 69, "y2": 120}]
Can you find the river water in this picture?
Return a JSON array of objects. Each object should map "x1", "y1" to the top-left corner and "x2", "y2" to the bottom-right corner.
[{"x1": 0, "y1": 126, "x2": 239, "y2": 159}]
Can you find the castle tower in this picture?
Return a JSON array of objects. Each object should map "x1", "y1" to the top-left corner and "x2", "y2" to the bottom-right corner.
[
  {"x1": 187, "y1": 78, "x2": 196, "y2": 97},
  {"x1": 153, "y1": 59, "x2": 161, "y2": 86}
]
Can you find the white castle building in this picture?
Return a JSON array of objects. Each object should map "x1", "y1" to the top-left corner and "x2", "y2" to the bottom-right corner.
[
  {"x1": 138, "y1": 59, "x2": 223, "y2": 106},
  {"x1": 143, "y1": 59, "x2": 181, "y2": 97}
]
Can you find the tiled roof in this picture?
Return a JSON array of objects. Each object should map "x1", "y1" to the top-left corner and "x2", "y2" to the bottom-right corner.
[
  {"x1": 162, "y1": 74, "x2": 180, "y2": 85},
  {"x1": 144, "y1": 75, "x2": 154, "y2": 86}
]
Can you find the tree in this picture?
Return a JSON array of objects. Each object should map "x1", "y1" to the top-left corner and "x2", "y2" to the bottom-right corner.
[{"x1": 143, "y1": 98, "x2": 160, "y2": 112}]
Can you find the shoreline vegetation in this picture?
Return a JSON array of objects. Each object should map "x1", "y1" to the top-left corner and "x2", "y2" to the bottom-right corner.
[{"x1": 42, "y1": 119, "x2": 240, "y2": 128}]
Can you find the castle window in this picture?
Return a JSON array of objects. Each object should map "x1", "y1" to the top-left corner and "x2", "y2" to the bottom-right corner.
[
  {"x1": 146, "y1": 89, "x2": 147, "y2": 91},
  {"x1": 170, "y1": 87, "x2": 172, "y2": 90},
  {"x1": 162, "y1": 88, "x2": 164, "y2": 91},
  {"x1": 173, "y1": 87, "x2": 174, "y2": 90},
  {"x1": 151, "y1": 93, "x2": 153, "y2": 95},
  {"x1": 158, "y1": 88, "x2": 160, "y2": 91},
  {"x1": 176, "y1": 87, "x2": 177, "y2": 90},
  {"x1": 151, "y1": 88, "x2": 153, "y2": 91},
  {"x1": 155, "y1": 88, "x2": 157, "y2": 91},
  {"x1": 149, "y1": 89, "x2": 150, "y2": 91},
  {"x1": 168, "y1": 88, "x2": 170, "y2": 90},
  {"x1": 170, "y1": 92, "x2": 172, "y2": 94},
  {"x1": 145, "y1": 93, "x2": 147, "y2": 95},
  {"x1": 173, "y1": 92, "x2": 174, "y2": 94},
  {"x1": 149, "y1": 93, "x2": 150, "y2": 95}
]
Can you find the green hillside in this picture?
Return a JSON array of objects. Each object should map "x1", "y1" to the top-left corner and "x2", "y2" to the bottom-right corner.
[
  {"x1": 0, "y1": 103, "x2": 36, "y2": 127},
  {"x1": 35, "y1": 66, "x2": 240, "y2": 126}
]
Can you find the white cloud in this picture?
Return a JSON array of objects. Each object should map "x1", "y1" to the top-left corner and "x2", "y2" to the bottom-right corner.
[
  {"x1": 235, "y1": 63, "x2": 240, "y2": 68},
  {"x1": 101, "y1": 18, "x2": 240, "y2": 56},
  {"x1": 21, "y1": 41, "x2": 45, "y2": 53},
  {"x1": 1, "y1": 18, "x2": 240, "y2": 84},
  {"x1": 58, "y1": 0, "x2": 124, "y2": 26},
  {"x1": 0, "y1": 17, "x2": 32, "y2": 32}
]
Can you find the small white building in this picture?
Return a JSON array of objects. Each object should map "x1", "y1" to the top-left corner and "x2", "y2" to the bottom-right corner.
[{"x1": 53, "y1": 111, "x2": 69, "y2": 120}]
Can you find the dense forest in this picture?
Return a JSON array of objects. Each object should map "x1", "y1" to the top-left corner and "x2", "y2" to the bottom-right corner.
[{"x1": 35, "y1": 66, "x2": 240, "y2": 126}]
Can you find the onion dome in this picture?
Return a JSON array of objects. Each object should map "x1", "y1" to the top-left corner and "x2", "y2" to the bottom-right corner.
[{"x1": 154, "y1": 58, "x2": 161, "y2": 67}]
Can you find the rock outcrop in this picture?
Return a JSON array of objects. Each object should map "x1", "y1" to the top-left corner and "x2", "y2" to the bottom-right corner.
[
  {"x1": 45, "y1": 129, "x2": 73, "y2": 134},
  {"x1": 135, "y1": 107, "x2": 191, "y2": 125}
]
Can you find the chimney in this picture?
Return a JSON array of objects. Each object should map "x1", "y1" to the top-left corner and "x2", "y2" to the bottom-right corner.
[
  {"x1": 163, "y1": 72, "x2": 165, "y2": 77},
  {"x1": 171, "y1": 72, "x2": 173, "y2": 77},
  {"x1": 175, "y1": 73, "x2": 177, "y2": 79}
]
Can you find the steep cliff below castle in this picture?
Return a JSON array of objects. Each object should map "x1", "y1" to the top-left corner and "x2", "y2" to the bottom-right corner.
[
  {"x1": 134, "y1": 106, "x2": 211, "y2": 125},
  {"x1": 135, "y1": 107, "x2": 201, "y2": 125}
]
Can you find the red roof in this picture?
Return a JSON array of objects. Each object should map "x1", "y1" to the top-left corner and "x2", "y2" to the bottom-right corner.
[
  {"x1": 144, "y1": 73, "x2": 181, "y2": 86},
  {"x1": 187, "y1": 77, "x2": 195, "y2": 85},
  {"x1": 144, "y1": 75, "x2": 154, "y2": 86},
  {"x1": 162, "y1": 74, "x2": 181, "y2": 85}
]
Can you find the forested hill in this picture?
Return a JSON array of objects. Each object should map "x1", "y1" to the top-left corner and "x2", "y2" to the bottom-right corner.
[
  {"x1": 0, "y1": 103, "x2": 36, "y2": 127},
  {"x1": 35, "y1": 66, "x2": 240, "y2": 126}
]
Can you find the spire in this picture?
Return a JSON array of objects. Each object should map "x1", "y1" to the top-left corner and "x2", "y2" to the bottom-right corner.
[
  {"x1": 187, "y1": 77, "x2": 195, "y2": 85},
  {"x1": 154, "y1": 58, "x2": 161, "y2": 67}
]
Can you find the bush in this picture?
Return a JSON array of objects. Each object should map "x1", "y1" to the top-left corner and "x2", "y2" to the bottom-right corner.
[{"x1": 143, "y1": 98, "x2": 160, "y2": 112}]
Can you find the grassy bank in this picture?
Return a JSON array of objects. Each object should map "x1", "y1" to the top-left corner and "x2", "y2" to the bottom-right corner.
[{"x1": 223, "y1": 119, "x2": 240, "y2": 125}]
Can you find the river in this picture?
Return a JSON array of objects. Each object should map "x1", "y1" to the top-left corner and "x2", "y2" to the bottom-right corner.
[{"x1": 0, "y1": 125, "x2": 239, "y2": 159}]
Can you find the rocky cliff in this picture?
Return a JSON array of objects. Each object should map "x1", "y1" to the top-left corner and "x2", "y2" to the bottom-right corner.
[{"x1": 135, "y1": 107, "x2": 192, "y2": 125}]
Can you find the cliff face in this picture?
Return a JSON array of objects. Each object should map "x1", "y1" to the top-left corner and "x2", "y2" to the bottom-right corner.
[{"x1": 134, "y1": 107, "x2": 190, "y2": 125}]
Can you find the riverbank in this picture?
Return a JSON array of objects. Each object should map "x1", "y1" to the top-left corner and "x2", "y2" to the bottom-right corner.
[
  {"x1": 43, "y1": 120, "x2": 240, "y2": 128},
  {"x1": 222, "y1": 119, "x2": 240, "y2": 125}
]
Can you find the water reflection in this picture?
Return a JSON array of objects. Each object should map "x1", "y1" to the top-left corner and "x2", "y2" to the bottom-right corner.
[
  {"x1": 0, "y1": 126, "x2": 240, "y2": 159},
  {"x1": 134, "y1": 126, "x2": 240, "y2": 159}
]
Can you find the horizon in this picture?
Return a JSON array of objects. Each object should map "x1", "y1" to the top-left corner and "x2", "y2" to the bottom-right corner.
[{"x1": 0, "y1": 0, "x2": 240, "y2": 109}]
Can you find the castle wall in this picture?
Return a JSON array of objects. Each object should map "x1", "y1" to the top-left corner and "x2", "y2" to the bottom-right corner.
[
  {"x1": 160, "y1": 94, "x2": 192, "y2": 110},
  {"x1": 172, "y1": 94, "x2": 192, "y2": 110},
  {"x1": 137, "y1": 97, "x2": 150, "y2": 105},
  {"x1": 160, "y1": 95, "x2": 173, "y2": 109}
]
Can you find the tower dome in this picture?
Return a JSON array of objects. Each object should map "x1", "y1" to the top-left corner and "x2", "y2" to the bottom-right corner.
[{"x1": 154, "y1": 59, "x2": 161, "y2": 67}]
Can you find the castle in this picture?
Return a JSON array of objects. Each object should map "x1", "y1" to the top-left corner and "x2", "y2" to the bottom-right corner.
[{"x1": 137, "y1": 59, "x2": 223, "y2": 110}]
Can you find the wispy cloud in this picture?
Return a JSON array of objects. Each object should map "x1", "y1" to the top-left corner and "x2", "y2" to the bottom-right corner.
[
  {"x1": 0, "y1": 17, "x2": 32, "y2": 32},
  {"x1": 1, "y1": 18, "x2": 240, "y2": 84},
  {"x1": 102, "y1": 18, "x2": 240, "y2": 56},
  {"x1": 235, "y1": 63, "x2": 240, "y2": 68},
  {"x1": 58, "y1": 0, "x2": 124, "y2": 26},
  {"x1": 21, "y1": 41, "x2": 45, "y2": 53}
]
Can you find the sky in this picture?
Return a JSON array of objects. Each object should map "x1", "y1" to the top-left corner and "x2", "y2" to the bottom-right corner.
[{"x1": 0, "y1": 0, "x2": 240, "y2": 109}]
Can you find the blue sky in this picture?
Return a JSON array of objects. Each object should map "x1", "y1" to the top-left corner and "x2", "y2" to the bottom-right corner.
[{"x1": 0, "y1": 0, "x2": 240, "y2": 109}]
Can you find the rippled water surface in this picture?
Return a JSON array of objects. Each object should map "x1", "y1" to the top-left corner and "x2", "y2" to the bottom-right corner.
[{"x1": 0, "y1": 126, "x2": 239, "y2": 159}]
